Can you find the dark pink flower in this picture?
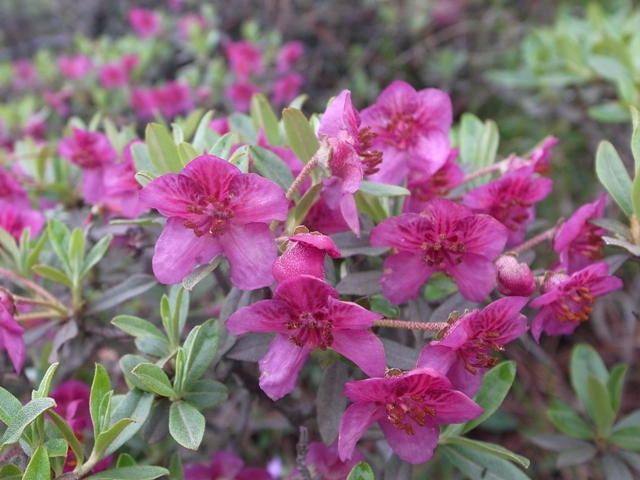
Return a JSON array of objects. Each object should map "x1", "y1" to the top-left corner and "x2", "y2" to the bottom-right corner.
[
  {"x1": 158, "y1": 81, "x2": 193, "y2": 119},
  {"x1": 44, "y1": 89, "x2": 72, "y2": 116},
  {"x1": 50, "y1": 380, "x2": 92, "y2": 432},
  {"x1": 276, "y1": 41, "x2": 304, "y2": 73},
  {"x1": 226, "y1": 274, "x2": 386, "y2": 399},
  {"x1": 99, "y1": 62, "x2": 129, "y2": 89},
  {"x1": 121, "y1": 54, "x2": 139, "y2": 72},
  {"x1": 528, "y1": 136, "x2": 559, "y2": 174},
  {"x1": 495, "y1": 254, "x2": 536, "y2": 296},
  {"x1": 226, "y1": 81, "x2": 260, "y2": 113},
  {"x1": 184, "y1": 450, "x2": 271, "y2": 480},
  {"x1": 273, "y1": 230, "x2": 340, "y2": 282},
  {"x1": 23, "y1": 113, "x2": 47, "y2": 140},
  {"x1": 303, "y1": 198, "x2": 352, "y2": 235},
  {"x1": 224, "y1": 40, "x2": 263, "y2": 78},
  {"x1": 338, "y1": 368, "x2": 482, "y2": 464},
  {"x1": 57, "y1": 55, "x2": 92, "y2": 80},
  {"x1": 0, "y1": 203, "x2": 45, "y2": 242},
  {"x1": 289, "y1": 441, "x2": 363, "y2": 480},
  {"x1": 209, "y1": 117, "x2": 230, "y2": 136},
  {"x1": 370, "y1": 198, "x2": 508, "y2": 304},
  {"x1": 130, "y1": 88, "x2": 156, "y2": 120},
  {"x1": 128, "y1": 8, "x2": 162, "y2": 38},
  {"x1": 553, "y1": 195, "x2": 606, "y2": 274},
  {"x1": 272, "y1": 72, "x2": 304, "y2": 106},
  {"x1": 530, "y1": 263, "x2": 623, "y2": 342},
  {"x1": 0, "y1": 288, "x2": 25, "y2": 374},
  {"x1": 403, "y1": 148, "x2": 463, "y2": 214},
  {"x1": 13, "y1": 59, "x2": 37, "y2": 90},
  {"x1": 58, "y1": 128, "x2": 117, "y2": 204},
  {"x1": 417, "y1": 297, "x2": 528, "y2": 397},
  {"x1": 139, "y1": 155, "x2": 288, "y2": 289},
  {"x1": 0, "y1": 167, "x2": 30, "y2": 208},
  {"x1": 463, "y1": 166, "x2": 553, "y2": 247},
  {"x1": 359, "y1": 80, "x2": 453, "y2": 185}
]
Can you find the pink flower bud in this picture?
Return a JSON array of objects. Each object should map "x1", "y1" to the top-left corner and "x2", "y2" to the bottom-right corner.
[{"x1": 495, "y1": 254, "x2": 535, "y2": 296}]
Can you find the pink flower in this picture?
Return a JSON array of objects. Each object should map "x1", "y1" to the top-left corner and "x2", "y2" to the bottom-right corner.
[
  {"x1": 370, "y1": 198, "x2": 508, "y2": 304},
  {"x1": 50, "y1": 380, "x2": 92, "y2": 432},
  {"x1": 359, "y1": 80, "x2": 453, "y2": 185},
  {"x1": 528, "y1": 136, "x2": 559, "y2": 174},
  {"x1": 139, "y1": 155, "x2": 288, "y2": 289},
  {"x1": 273, "y1": 230, "x2": 340, "y2": 283},
  {"x1": 128, "y1": 8, "x2": 162, "y2": 38},
  {"x1": 44, "y1": 89, "x2": 72, "y2": 116},
  {"x1": 289, "y1": 441, "x2": 363, "y2": 480},
  {"x1": 209, "y1": 117, "x2": 230, "y2": 136},
  {"x1": 23, "y1": 113, "x2": 47, "y2": 140},
  {"x1": 57, "y1": 55, "x2": 92, "y2": 80},
  {"x1": 99, "y1": 62, "x2": 129, "y2": 89},
  {"x1": 13, "y1": 59, "x2": 37, "y2": 90},
  {"x1": 0, "y1": 203, "x2": 45, "y2": 242},
  {"x1": 530, "y1": 263, "x2": 623, "y2": 342},
  {"x1": 463, "y1": 166, "x2": 553, "y2": 247},
  {"x1": 156, "y1": 81, "x2": 194, "y2": 119},
  {"x1": 495, "y1": 254, "x2": 536, "y2": 296},
  {"x1": 226, "y1": 274, "x2": 386, "y2": 399},
  {"x1": 553, "y1": 195, "x2": 606, "y2": 274},
  {"x1": 224, "y1": 40, "x2": 263, "y2": 78},
  {"x1": 338, "y1": 368, "x2": 482, "y2": 464},
  {"x1": 0, "y1": 288, "x2": 25, "y2": 374},
  {"x1": 226, "y1": 81, "x2": 261, "y2": 113},
  {"x1": 403, "y1": 148, "x2": 463, "y2": 214},
  {"x1": 121, "y1": 54, "x2": 139, "y2": 72},
  {"x1": 184, "y1": 450, "x2": 271, "y2": 480},
  {"x1": 303, "y1": 198, "x2": 352, "y2": 235},
  {"x1": 417, "y1": 297, "x2": 528, "y2": 397},
  {"x1": 57, "y1": 128, "x2": 117, "y2": 204},
  {"x1": 276, "y1": 41, "x2": 304, "y2": 73},
  {"x1": 272, "y1": 72, "x2": 304, "y2": 106},
  {"x1": 0, "y1": 167, "x2": 30, "y2": 208},
  {"x1": 130, "y1": 88, "x2": 156, "y2": 120}
]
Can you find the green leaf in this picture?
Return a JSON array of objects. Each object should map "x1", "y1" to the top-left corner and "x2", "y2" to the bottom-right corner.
[
  {"x1": 106, "y1": 389, "x2": 154, "y2": 456},
  {"x1": 116, "y1": 453, "x2": 137, "y2": 468},
  {"x1": 0, "y1": 227, "x2": 20, "y2": 267},
  {"x1": 0, "y1": 398, "x2": 56, "y2": 448},
  {"x1": 181, "y1": 108, "x2": 205, "y2": 141},
  {"x1": 283, "y1": 108, "x2": 319, "y2": 164},
  {"x1": 445, "y1": 437, "x2": 530, "y2": 469},
  {"x1": 632, "y1": 173, "x2": 640, "y2": 218},
  {"x1": 145, "y1": 123, "x2": 182, "y2": 174},
  {"x1": 208, "y1": 132, "x2": 237, "y2": 159},
  {"x1": 183, "y1": 319, "x2": 219, "y2": 389},
  {"x1": 111, "y1": 315, "x2": 167, "y2": 343},
  {"x1": 547, "y1": 403, "x2": 594, "y2": 440},
  {"x1": 588, "y1": 103, "x2": 631, "y2": 123},
  {"x1": 631, "y1": 106, "x2": 640, "y2": 175},
  {"x1": 595, "y1": 141, "x2": 634, "y2": 217},
  {"x1": 83, "y1": 466, "x2": 170, "y2": 480},
  {"x1": 556, "y1": 444, "x2": 598, "y2": 468},
  {"x1": 250, "y1": 145, "x2": 295, "y2": 191},
  {"x1": 33, "y1": 362, "x2": 59, "y2": 399},
  {"x1": 86, "y1": 274, "x2": 157, "y2": 314},
  {"x1": 602, "y1": 453, "x2": 635, "y2": 480},
  {"x1": 250, "y1": 93, "x2": 280, "y2": 145},
  {"x1": 607, "y1": 364, "x2": 628, "y2": 413},
  {"x1": 30, "y1": 264, "x2": 73, "y2": 287},
  {"x1": 181, "y1": 255, "x2": 222, "y2": 291},
  {"x1": 81, "y1": 234, "x2": 113, "y2": 278},
  {"x1": 0, "y1": 387, "x2": 22, "y2": 425},
  {"x1": 131, "y1": 142, "x2": 157, "y2": 176},
  {"x1": 461, "y1": 361, "x2": 516, "y2": 434},
  {"x1": 183, "y1": 379, "x2": 228, "y2": 409},
  {"x1": 229, "y1": 113, "x2": 258, "y2": 143},
  {"x1": 68, "y1": 227, "x2": 85, "y2": 282},
  {"x1": 440, "y1": 443, "x2": 530, "y2": 480},
  {"x1": 571, "y1": 343, "x2": 610, "y2": 422},
  {"x1": 169, "y1": 401, "x2": 205, "y2": 450},
  {"x1": 475, "y1": 119, "x2": 500, "y2": 171},
  {"x1": 285, "y1": 182, "x2": 322, "y2": 233},
  {"x1": 346, "y1": 461, "x2": 375, "y2": 480},
  {"x1": 94, "y1": 418, "x2": 136, "y2": 459},
  {"x1": 48, "y1": 219, "x2": 71, "y2": 276},
  {"x1": 358, "y1": 180, "x2": 410, "y2": 197},
  {"x1": 90, "y1": 364, "x2": 112, "y2": 438},
  {"x1": 459, "y1": 113, "x2": 484, "y2": 164},
  {"x1": 168, "y1": 452, "x2": 184, "y2": 480},
  {"x1": 609, "y1": 426, "x2": 640, "y2": 451},
  {"x1": 587, "y1": 374, "x2": 616, "y2": 436},
  {"x1": 0, "y1": 464, "x2": 23, "y2": 479},
  {"x1": 192, "y1": 110, "x2": 215, "y2": 153},
  {"x1": 22, "y1": 446, "x2": 49, "y2": 480},
  {"x1": 177, "y1": 143, "x2": 200, "y2": 166},
  {"x1": 48, "y1": 410, "x2": 85, "y2": 467},
  {"x1": 131, "y1": 363, "x2": 176, "y2": 398},
  {"x1": 354, "y1": 191, "x2": 389, "y2": 224},
  {"x1": 120, "y1": 355, "x2": 153, "y2": 392}
]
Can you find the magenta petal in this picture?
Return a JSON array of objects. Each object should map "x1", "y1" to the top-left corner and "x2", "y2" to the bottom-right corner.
[
  {"x1": 219, "y1": 223, "x2": 277, "y2": 290},
  {"x1": 229, "y1": 173, "x2": 288, "y2": 224},
  {"x1": 409, "y1": 130, "x2": 450, "y2": 176},
  {"x1": 338, "y1": 402, "x2": 384, "y2": 461},
  {"x1": 139, "y1": 173, "x2": 204, "y2": 218},
  {"x1": 2, "y1": 328, "x2": 25, "y2": 374},
  {"x1": 331, "y1": 330, "x2": 386, "y2": 378},
  {"x1": 458, "y1": 215, "x2": 508, "y2": 260},
  {"x1": 210, "y1": 451, "x2": 244, "y2": 478},
  {"x1": 446, "y1": 360, "x2": 485, "y2": 398},
  {"x1": 447, "y1": 253, "x2": 496, "y2": 302},
  {"x1": 379, "y1": 417, "x2": 439, "y2": 464},
  {"x1": 430, "y1": 389, "x2": 483, "y2": 424},
  {"x1": 340, "y1": 193, "x2": 360, "y2": 237},
  {"x1": 273, "y1": 275, "x2": 339, "y2": 311},
  {"x1": 417, "y1": 344, "x2": 457, "y2": 373},
  {"x1": 258, "y1": 334, "x2": 312, "y2": 400},
  {"x1": 370, "y1": 213, "x2": 429, "y2": 251},
  {"x1": 182, "y1": 465, "x2": 218, "y2": 480},
  {"x1": 225, "y1": 299, "x2": 292, "y2": 335},
  {"x1": 367, "y1": 147, "x2": 407, "y2": 185},
  {"x1": 380, "y1": 252, "x2": 434, "y2": 304},
  {"x1": 415, "y1": 88, "x2": 453, "y2": 130},
  {"x1": 152, "y1": 217, "x2": 223, "y2": 284},
  {"x1": 81, "y1": 168, "x2": 106, "y2": 204},
  {"x1": 181, "y1": 154, "x2": 238, "y2": 198}
]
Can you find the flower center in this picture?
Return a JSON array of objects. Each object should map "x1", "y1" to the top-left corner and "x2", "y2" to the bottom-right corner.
[
  {"x1": 571, "y1": 224, "x2": 604, "y2": 260},
  {"x1": 286, "y1": 310, "x2": 334, "y2": 350},
  {"x1": 386, "y1": 394, "x2": 436, "y2": 435},
  {"x1": 458, "y1": 332, "x2": 502, "y2": 375},
  {"x1": 554, "y1": 285, "x2": 595, "y2": 323},
  {"x1": 384, "y1": 112, "x2": 416, "y2": 150},
  {"x1": 489, "y1": 197, "x2": 530, "y2": 232},
  {"x1": 411, "y1": 169, "x2": 451, "y2": 201},
  {"x1": 421, "y1": 233, "x2": 466, "y2": 267},
  {"x1": 183, "y1": 195, "x2": 235, "y2": 238},
  {"x1": 358, "y1": 126, "x2": 383, "y2": 175}
]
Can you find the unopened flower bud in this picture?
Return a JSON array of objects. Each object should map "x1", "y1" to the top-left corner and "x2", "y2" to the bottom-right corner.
[
  {"x1": 495, "y1": 254, "x2": 535, "y2": 296},
  {"x1": 0, "y1": 287, "x2": 16, "y2": 315},
  {"x1": 539, "y1": 270, "x2": 571, "y2": 294}
]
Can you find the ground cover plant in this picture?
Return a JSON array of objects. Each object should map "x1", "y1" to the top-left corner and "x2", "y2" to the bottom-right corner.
[{"x1": 1, "y1": 1, "x2": 639, "y2": 479}]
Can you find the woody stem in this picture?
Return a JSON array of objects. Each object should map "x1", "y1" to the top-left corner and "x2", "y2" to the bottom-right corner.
[
  {"x1": 286, "y1": 157, "x2": 320, "y2": 201},
  {"x1": 0, "y1": 267, "x2": 64, "y2": 308},
  {"x1": 461, "y1": 158, "x2": 509, "y2": 184},
  {"x1": 374, "y1": 319, "x2": 447, "y2": 331},
  {"x1": 510, "y1": 225, "x2": 558, "y2": 255}
]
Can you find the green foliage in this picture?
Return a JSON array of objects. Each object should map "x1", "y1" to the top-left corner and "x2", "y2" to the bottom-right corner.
[{"x1": 347, "y1": 462, "x2": 375, "y2": 480}]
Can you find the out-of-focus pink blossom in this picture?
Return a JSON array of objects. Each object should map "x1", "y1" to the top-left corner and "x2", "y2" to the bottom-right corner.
[
  {"x1": 224, "y1": 40, "x2": 264, "y2": 78},
  {"x1": 57, "y1": 55, "x2": 93, "y2": 80},
  {"x1": 528, "y1": 136, "x2": 559, "y2": 174},
  {"x1": 276, "y1": 41, "x2": 304, "y2": 73},
  {"x1": 289, "y1": 441, "x2": 363, "y2": 480},
  {"x1": 50, "y1": 380, "x2": 92, "y2": 432},
  {"x1": 22, "y1": 113, "x2": 47, "y2": 140},
  {"x1": 99, "y1": 62, "x2": 129, "y2": 89},
  {"x1": 272, "y1": 72, "x2": 304, "y2": 106},
  {"x1": 209, "y1": 117, "x2": 230, "y2": 136},
  {"x1": 183, "y1": 450, "x2": 272, "y2": 480},
  {"x1": 128, "y1": 8, "x2": 162, "y2": 38},
  {"x1": 0, "y1": 167, "x2": 30, "y2": 208},
  {"x1": 495, "y1": 254, "x2": 536, "y2": 296},
  {"x1": 167, "y1": 0, "x2": 184, "y2": 11},
  {"x1": 121, "y1": 54, "x2": 139, "y2": 72},
  {"x1": 0, "y1": 288, "x2": 25, "y2": 374},
  {"x1": 226, "y1": 81, "x2": 260, "y2": 112},
  {"x1": 44, "y1": 89, "x2": 72, "y2": 116},
  {"x1": 0, "y1": 203, "x2": 45, "y2": 242},
  {"x1": 13, "y1": 59, "x2": 37, "y2": 90},
  {"x1": 131, "y1": 82, "x2": 193, "y2": 120}
]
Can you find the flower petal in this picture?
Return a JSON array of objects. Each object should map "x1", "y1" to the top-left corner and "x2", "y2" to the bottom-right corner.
[
  {"x1": 229, "y1": 173, "x2": 288, "y2": 224},
  {"x1": 380, "y1": 252, "x2": 435, "y2": 304},
  {"x1": 379, "y1": 417, "x2": 439, "y2": 464},
  {"x1": 139, "y1": 173, "x2": 204, "y2": 218},
  {"x1": 338, "y1": 402, "x2": 384, "y2": 461},
  {"x1": 181, "y1": 154, "x2": 238, "y2": 199},
  {"x1": 447, "y1": 253, "x2": 496, "y2": 302},
  {"x1": 417, "y1": 344, "x2": 457, "y2": 373},
  {"x1": 258, "y1": 334, "x2": 312, "y2": 400},
  {"x1": 331, "y1": 330, "x2": 386, "y2": 378},
  {"x1": 225, "y1": 299, "x2": 292, "y2": 335}
]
